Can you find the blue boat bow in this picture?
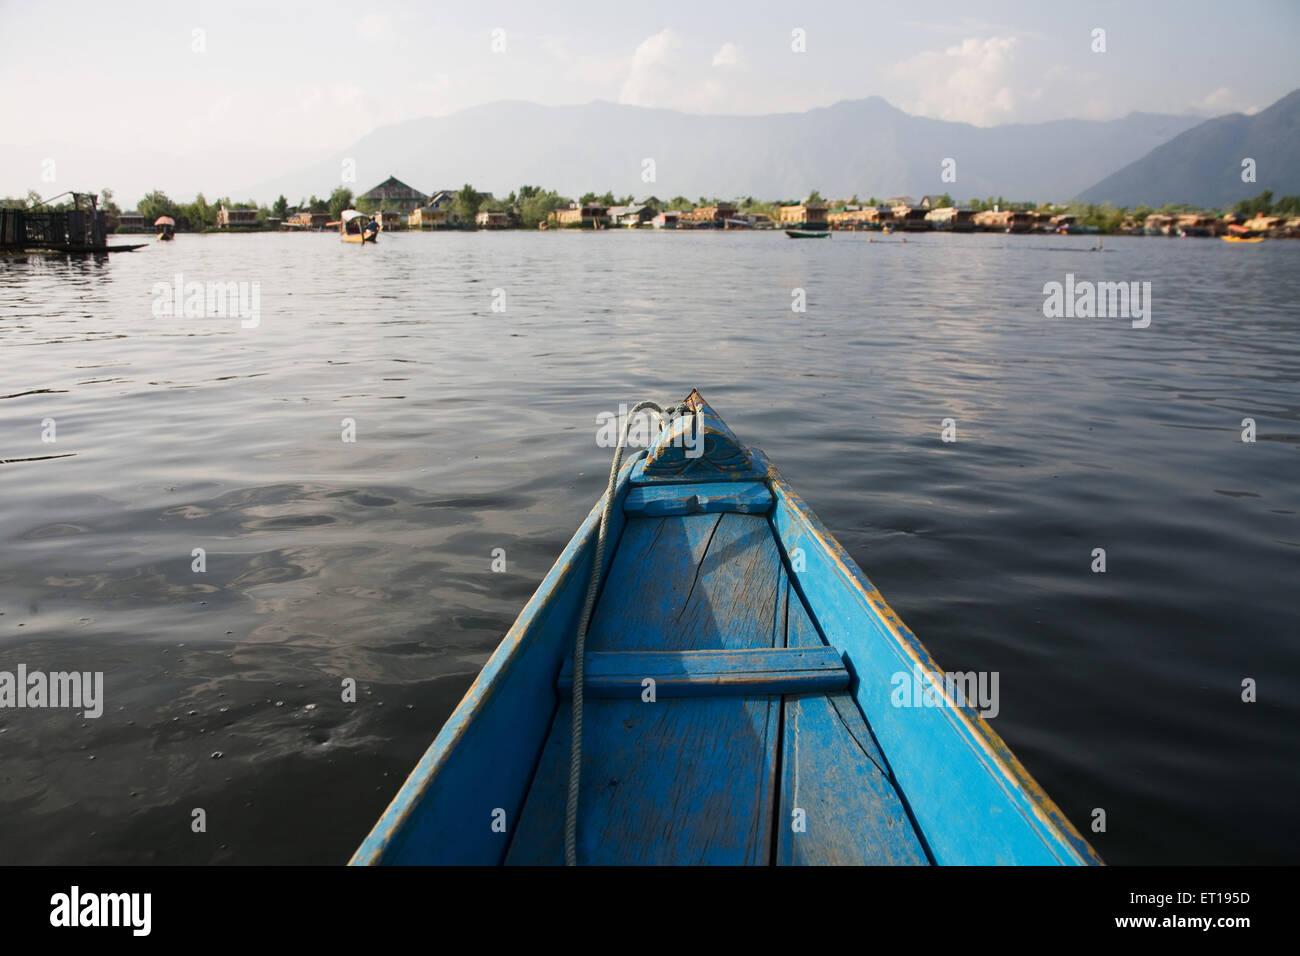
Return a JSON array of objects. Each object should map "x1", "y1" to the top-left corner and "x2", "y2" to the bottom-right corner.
[{"x1": 352, "y1": 390, "x2": 1101, "y2": 866}]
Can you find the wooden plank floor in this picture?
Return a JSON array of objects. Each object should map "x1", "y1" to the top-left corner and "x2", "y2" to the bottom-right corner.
[
  {"x1": 505, "y1": 696, "x2": 780, "y2": 865},
  {"x1": 506, "y1": 511, "x2": 930, "y2": 864},
  {"x1": 584, "y1": 514, "x2": 784, "y2": 652},
  {"x1": 777, "y1": 585, "x2": 930, "y2": 864}
]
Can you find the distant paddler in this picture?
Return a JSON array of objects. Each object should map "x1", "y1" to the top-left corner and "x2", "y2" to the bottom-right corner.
[{"x1": 339, "y1": 209, "x2": 378, "y2": 243}]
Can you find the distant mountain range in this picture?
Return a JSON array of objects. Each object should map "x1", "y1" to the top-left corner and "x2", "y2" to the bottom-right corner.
[
  {"x1": 1079, "y1": 89, "x2": 1300, "y2": 207},
  {"x1": 241, "y1": 97, "x2": 1209, "y2": 205}
]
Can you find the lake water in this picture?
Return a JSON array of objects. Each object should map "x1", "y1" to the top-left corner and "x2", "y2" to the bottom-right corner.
[{"x1": 1, "y1": 230, "x2": 1296, "y2": 864}]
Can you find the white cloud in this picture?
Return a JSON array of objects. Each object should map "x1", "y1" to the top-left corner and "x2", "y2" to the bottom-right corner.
[
  {"x1": 712, "y1": 42, "x2": 740, "y2": 68},
  {"x1": 206, "y1": 95, "x2": 234, "y2": 124},
  {"x1": 331, "y1": 84, "x2": 363, "y2": 109},
  {"x1": 618, "y1": 31, "x2": 752, "y2": 112},
  {"x1": 356, "y1": 14, "x2": 393, "y2": 43},
  {"x1": 619, "y1": 29, "x2": 686, "y2": 107},
  {"x1": 297, "y1": 86, "x2": 323, "y2": 112},
  {"x1": 893, "y1": 36, "x2": 1020, "y2": 126},
  {"x1": 1194, "y1": 86, "x2": 1260, "y2": 116}
]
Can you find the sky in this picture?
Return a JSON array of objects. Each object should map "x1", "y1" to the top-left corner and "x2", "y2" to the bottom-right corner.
[{"x1": 1, "y1": 0, "x2": 1297, "y2": 203}]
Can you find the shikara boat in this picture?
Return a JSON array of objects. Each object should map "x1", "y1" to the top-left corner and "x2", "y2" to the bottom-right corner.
[
  {"x1": 784, "y1": 229, "x2": 830, "y2": 239},
  {"x1": 1222, "y1": 235, "x2": 1264, "y2": 243},
  {"x1": 154, "y1": 216, "x2": 174, "y2": 241},
  {"x1": 340, "y1": 209, "x2": 378, "y2": 243},
  {"x1": 352, "y1": 390, "x2": 1101, "y2": 866}
]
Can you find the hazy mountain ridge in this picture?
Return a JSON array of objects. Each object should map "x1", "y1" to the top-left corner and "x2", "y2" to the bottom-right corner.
[
  {"x1": 1080, "y1": 89, "x2": 1300, "y2": 207},
  {"x1": 241, "y1": 97, "x2": 1208, "y2": 204}
]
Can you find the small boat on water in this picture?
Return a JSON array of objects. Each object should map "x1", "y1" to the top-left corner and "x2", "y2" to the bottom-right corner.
[
  {"x1": 352, "y1": 390, "x2": 1101, "y2": 866},
  {"x1": 1222, "y1": 235, "x2": 1265, "y2": 243},
  {"x1": 154, "y1": 216, "x2": 174, "y2": 241},
  {"x1": 784, "y1": 229, "x2": 830, "y2": 239},
  {"x1": 339, "y1": 209, "x2": 378, "y2": 243}
]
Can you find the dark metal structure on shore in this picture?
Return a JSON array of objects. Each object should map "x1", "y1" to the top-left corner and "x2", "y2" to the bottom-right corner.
[{"x1": 0, "y1": 192, "x2": 144, "y2": 253}]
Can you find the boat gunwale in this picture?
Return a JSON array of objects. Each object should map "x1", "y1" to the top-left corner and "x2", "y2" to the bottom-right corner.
[
  {"x1": 753, "y1": 449, "x2": 1103, "y2": 866},
  {"x1": 348, "y1": 451, "x2": 646, "y2": 865}
]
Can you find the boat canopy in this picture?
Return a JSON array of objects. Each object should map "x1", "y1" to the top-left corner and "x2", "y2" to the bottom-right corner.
[
  {"x1": 154, "y1": 216, "x2": 174, "y2": 226},
  {"x1": 341, "y1": 210, "x2": 367, "y2": 222}
]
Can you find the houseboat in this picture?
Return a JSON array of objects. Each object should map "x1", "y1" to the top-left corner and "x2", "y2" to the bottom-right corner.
[
  {"x1": 973, "y1": 209, "x2": 1033, "y2": 233},
  {"x1": 778, "y1": 202, "x2": 829, "y2": 232},
  {"x1": 925, "y1": 207, "x2": 975, "y2": 232},
  {"x1": 891, "y1": 204, "x2": 930, "y2": 232}
]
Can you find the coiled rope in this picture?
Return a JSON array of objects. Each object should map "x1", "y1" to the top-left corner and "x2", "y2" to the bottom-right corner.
[{"x1": 566, "y1": 399, "x2": 688, "y2": 865}]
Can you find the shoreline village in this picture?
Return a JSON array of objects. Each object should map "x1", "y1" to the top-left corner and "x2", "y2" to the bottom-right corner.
[{"x1": 6, "y1": 181, "x2": 1296, "y2": 247}]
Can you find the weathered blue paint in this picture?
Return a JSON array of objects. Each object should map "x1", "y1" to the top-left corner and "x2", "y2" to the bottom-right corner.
[
  {"x1": 584, "y1": 512, "x2": 783, "y2": 653},
  {"x1": 759, "y1": 449, "x2": 1102, "y2": 865},
  {"x1": 556, "y1": 647, "x2": 848, "y2": 698},
  {"x1": 637, "y1": 390, "x2": 767, "y2": 482},
  {"x1": 348, "y1": 452, "x2": 644, "y2": 865},
  {"x1": 622, "y1": 480, "x2": 773, "y2": 517},
  {"x1": 351, "y1": 393, "x2": 1101, "y2": 866},
  {"x1": 505, "y1": 695, "x2": 780, "y2": 865},
  {"x1": 777, "y1": 692, "x2": 931, "y2": 865},
  {"x1": 776, "y1": 585, "x2": 930, "y2": 864}
]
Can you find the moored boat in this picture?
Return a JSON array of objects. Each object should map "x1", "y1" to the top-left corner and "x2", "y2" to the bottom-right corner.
[
  {"x1": 784, "y1": 229, "x2": 830, "y2": 239},
  {"x1": 351, "y1": 390, "x2": 1101, "y2": 866},
  {"x1": 154, "y1": 216, "x2": 174, "y2": 241},
  {"x1": 340, "y1": 209, "x2": 378, "y2": 243},
  {"x1": 1222, "y1": 235, "x2": 1265, "y2": 243}
]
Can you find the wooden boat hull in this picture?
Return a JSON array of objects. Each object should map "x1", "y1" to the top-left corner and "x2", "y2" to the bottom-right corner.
[
  {"x1": 156, "y1": 233, "x2": 173, "y2": 241},
  {"x1": 784, "y1": 229, "x2": 830, "y2": 239},
  {"x1": 1222, "y1": 235, "x2": 1264, "y2": 243},
  {"x1": 353, "y1": 392, "x2": 1101, "y2": 866}
]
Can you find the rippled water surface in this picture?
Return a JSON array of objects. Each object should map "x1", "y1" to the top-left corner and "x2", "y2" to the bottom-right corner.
[{"x1": 1, "y1": 230, "x2": 1297, "y2": 864}]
